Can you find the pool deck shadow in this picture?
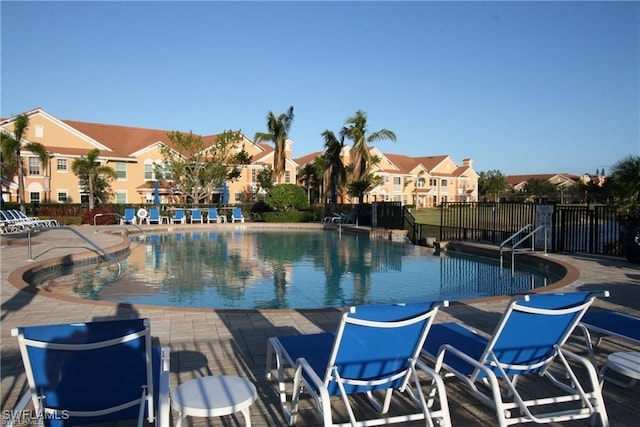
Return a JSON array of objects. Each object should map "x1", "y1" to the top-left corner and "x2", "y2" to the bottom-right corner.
[{"x1": 1, "y1": 223, "x2": 639, "y2": 426}]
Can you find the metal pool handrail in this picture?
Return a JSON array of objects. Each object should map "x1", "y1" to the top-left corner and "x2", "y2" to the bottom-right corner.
[
  {"x1": 500, "y1": 224, "x2": 548, "y2": 275},
  {"x1": 27, "y1": 226, "x2": 122, "y2": 277},
  {"x1": 93, "y1": 212, "x2": 144, "y2": 234}
]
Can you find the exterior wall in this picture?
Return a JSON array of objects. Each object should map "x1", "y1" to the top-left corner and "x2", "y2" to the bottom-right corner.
[{"x1": 4, "y1": 112, "x2": 109, "y2": 204}]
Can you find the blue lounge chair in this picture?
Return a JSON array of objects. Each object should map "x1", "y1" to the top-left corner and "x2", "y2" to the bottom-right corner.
[
  {"x1": 9, "y1": 318, "x2": 170, "y2": 427},
  {"x1": 422, "y1": 291, "x2": 610, "y2": 427},
  {"x1": 576, "y1": 310, "x2": 640, "y2": 387},
  {"x1": 120, "y1": 207, "x2": 136, "y2": 225},
  {"x1": 207, "y1": 207, "x2": 224, "y2": 223},
  {"x1": 148, "y1": 207, "x2": 161, "y2": 224},
  {"x1": 171, "y1": 208, "x2": 186, "y2": 224},
  {"x1": 266, "y1": 301, "x2": 451, "y2": 427},
  {"x1": 231, "y1": 207, "x2": 244, "y2": 223},
  {"x1": 190, "y1": 209, "x2": 203, "y2": 224}
]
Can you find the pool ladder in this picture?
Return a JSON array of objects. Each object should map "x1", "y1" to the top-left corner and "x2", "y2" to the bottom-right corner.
[
  {"x1": 27, "y1": 226, "x2": 122, "y2": 277},
  {"x1": 499, "y1": 224, "x2": 548, "y2": 275}
]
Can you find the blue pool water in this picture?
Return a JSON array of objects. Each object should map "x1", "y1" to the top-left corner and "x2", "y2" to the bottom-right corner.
[{"x1": 34, "y1": 230, "x2": 555, "y2": 309}]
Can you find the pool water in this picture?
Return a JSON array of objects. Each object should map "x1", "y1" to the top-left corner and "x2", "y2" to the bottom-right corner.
[{"x1": 33, "y1": 230, "x2": 554, "y2": 309}]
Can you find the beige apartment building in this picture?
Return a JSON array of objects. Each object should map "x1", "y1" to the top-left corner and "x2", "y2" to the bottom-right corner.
[
  {"x1": 1, "y1": 108, "x2": 477, "y2": 208},
  {"x1": 296, "y1": 148, "x2": 478, "y2": 207}
]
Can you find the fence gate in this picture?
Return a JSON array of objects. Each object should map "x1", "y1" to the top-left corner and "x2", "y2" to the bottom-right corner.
[{"x1": 553, "y1": 205, "x2": 620, "y2": 255}]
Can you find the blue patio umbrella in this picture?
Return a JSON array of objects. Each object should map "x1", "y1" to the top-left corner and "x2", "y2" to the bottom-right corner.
[
  {"x1": 153, "y1": 180, "x2": 160, "y2": 205},
  {"x1": 221, "y1": 182, "x2": 229, "y2": 205}
]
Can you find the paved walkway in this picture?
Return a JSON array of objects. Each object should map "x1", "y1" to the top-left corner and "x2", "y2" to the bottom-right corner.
[{"x1": 1, "y1": 224, "x2": 639, "y2": 426}]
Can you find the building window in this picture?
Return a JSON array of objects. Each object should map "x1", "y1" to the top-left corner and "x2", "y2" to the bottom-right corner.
[
  {"x1": 57, "y1": 192, "x2": 69, "y2": 203},
  {"x1": 251, "y1": 169, "x2": 257, "y2": 182},
  {"x1": 417, "y1": 177, "x2": 426, "y2": 188},
  {"x1": 235, "y1": 192, "x2": 243, "y2": 202},
  {"x1": 28, "y1": 157, "x2": 40, "y2": 175},
  {"x1": 144, "y1": 163, "x2": 153, "y2": 180},
  {"x1": 441, "y1": 179, "x2": 447, "y2": 187},
  {"x1": 115, "y1": 192, "x2": 127, "y2": 204},
  {"x1": 57, "y1": 158, "x2": 68, "y2": 172},
  {"x1": 35, "y1": 125, "x2": 44, "y2": 138},
  {"x1": 163, "y1": 163, "x2": 172, "y2": 180},
  {"x1": 115, "y1": 162, "x2": 127, "y2": 179},
  {"x1": 30, "y1": 192, "x2": 40, "y2": 203},
  {"x1": 285, "y1": 171, "x2": 291, "y2": 183},
  {"x1": 430, "y1": 178, "x2": 437, "y2": 187}
]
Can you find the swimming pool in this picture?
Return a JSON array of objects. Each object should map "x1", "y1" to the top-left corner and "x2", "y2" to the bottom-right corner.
[{"x1": 31, "y1": 230, "x2": 557, "y2": 309}]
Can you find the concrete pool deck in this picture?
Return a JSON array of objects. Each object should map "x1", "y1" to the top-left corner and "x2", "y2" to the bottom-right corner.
[{"x1": 1, "y1": 223, "x2": 639, "y2": 426}]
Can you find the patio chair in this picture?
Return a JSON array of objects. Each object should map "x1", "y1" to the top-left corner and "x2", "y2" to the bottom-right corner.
[
  {"x1": 11, "y1": 210, "x2": 59, "y2": 228},
  {"x1": 148, "y1": 207, "x2": 161, "y2": 225},
  {"x1": 0, "y1": 210, "x2": 27, "y2": 232},
  {"x1": 171, "y1": 208, "x2": 186, "y2": 224},
  {"x1": 421, "y1": 291, "x2": 610, "y2": 427},
  {"x1": 575, "y1": 310, "x2": 640, "y2": 387},
  {"x1": 265, "y1": 301, "x2": 451, "y2": 427},
  {"x1": 189, "y1": 209, "x2": 203, "y2": 224},
  {"x1": 207, "y1": 207, "x2": 224, "y2": 223},
  {"x1": 231, "y1": 207, "x2": 244, "y2": 223},
  {"x1": 9, "y1": 318, "x2": 170, "y2": 427},
  {"x1": 120, "y1": 207, "x2": 136, "y2": 225}
]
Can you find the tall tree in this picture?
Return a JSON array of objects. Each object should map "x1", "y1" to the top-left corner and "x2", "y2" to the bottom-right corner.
[
  {"x1": 298, "y1": 163, "x2": 318, "y2": 204},
  {"x1": 609, "y1": 155, "x2": 640, "y2": 213},
  {"x1": 340, "y1": 110, "x2": 396, "y2": 183},
  {"x1": 160, "y1": 130, "x2": 250, "y2": 204},
  {"x1": 254, "y1": 106, "x2": 294, "y2": 183},
  {"x1": 1, "y1": 113, "x2": 49, "y2": 212},
  {"x1": 71, "y1": 149, "x2": 116, "y2": 210},
  {"x1": 321, "y1": 130, "x2": 346, "y2": 205},
  {"x1": 478, "y1": 170, "x2": 509, "y2": 202},
  {"x1": 525, "y1": 178, "x2": 557, "y2": 201}
]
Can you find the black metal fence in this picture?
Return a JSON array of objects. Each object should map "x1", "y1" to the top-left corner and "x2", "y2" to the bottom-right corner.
[{"x1": 409, "y1": 202, "x2": 622, "y2": 256}]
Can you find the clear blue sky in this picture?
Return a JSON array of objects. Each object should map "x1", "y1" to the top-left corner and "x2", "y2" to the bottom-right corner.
[{"x1": 2, "y1": 1, "x2": 638, "y2": 175}]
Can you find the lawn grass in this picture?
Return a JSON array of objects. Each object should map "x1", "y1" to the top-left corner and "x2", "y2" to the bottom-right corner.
[{"x1": 409, "y1": 207, "x2": 442, "y2": 225}]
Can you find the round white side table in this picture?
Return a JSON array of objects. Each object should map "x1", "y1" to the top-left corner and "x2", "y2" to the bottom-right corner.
[
  {"x1": 601, "y1": 351, "x2": 640, "y2": 388},
  {"x1": 172, "y1": 375, "x2": 257, "y2": 427}
]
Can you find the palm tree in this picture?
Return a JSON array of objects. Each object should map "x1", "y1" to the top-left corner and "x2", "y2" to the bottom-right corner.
[
  {"x1": 1, "y1": 113, "x2": 49, "y2": 212},
  {"x1": 341, "y1": 110, "x2": 396, "y2": 183},
  {"x1": 254, "y1": 106, "x2": 294, "y2": 183},
  {"x1": 298, "y1": 163, "x2": 318, "y2": 204},
  {"x1": 610, "y1": 155, "x2": 640, "y2": 214},
  {"x1": 321, "y1": 130, "x2": 347, "y2": 205},
  {"x1": 71, "y1": 149, "x2": 116, "y2": 210}
]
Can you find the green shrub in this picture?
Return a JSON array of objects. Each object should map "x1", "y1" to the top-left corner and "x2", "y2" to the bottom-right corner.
[
  {"x1": 265, "y1": 184, "x2": 309, "y2": 212},
  {"x1": 262, "y1": 211, "x2": 313, "y2": 223}
]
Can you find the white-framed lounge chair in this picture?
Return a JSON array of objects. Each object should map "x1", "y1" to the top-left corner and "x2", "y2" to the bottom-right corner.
[
  {"x1": 11, "y1": 210, "x2": 59, "y2": 228},
  {"x1": 190, "y1": 209, "x2": 203, "y2": 224},
  {"x1": 231, "y1": 207, "x2": 244, "y2": 223},
  {"x1": 207, "y1": 207, "x2": 224, "y2": 223},
  {"x1": 321, "y1": 213, "x2": 342, "y2": 224},
  {"x1": 422, "y1": 291, "x2": 610, "y2": 427},
  {"x1": 265, "y1": 301, "x2": 451, "y2": 427},
  {"x1": 576, "y1": 310, "x2": 640, "y2": 387},
  {"x1": 120, "y1": 207, "x2": 136, "y2": 225},
  {"x1": 148, "y1": 207, "x2": 161, "y2": 225},
  {"x1": 9, "y1": 318, "x2": 170, "y2": 427},
  {"x1": 171, "y1": 208, "x2": 186, "y2": 224},
  {"x1": 0, "y1": 210, "x2": 27, "y2": 232}
]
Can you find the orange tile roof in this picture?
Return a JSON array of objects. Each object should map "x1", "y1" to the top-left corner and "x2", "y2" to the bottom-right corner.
[{"x1": 61, "y1": 119, "x2": 226, "y2": 158}]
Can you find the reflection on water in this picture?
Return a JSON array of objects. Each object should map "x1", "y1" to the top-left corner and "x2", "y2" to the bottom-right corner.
[{"x1": 32, "y1": 230, "x2": 555, "y2": 309}]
